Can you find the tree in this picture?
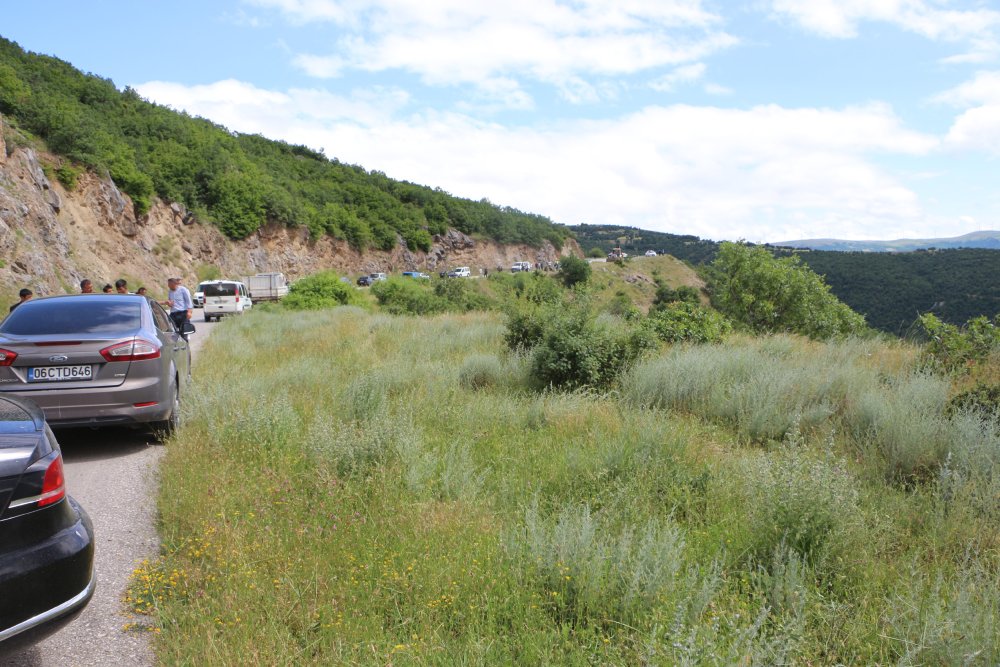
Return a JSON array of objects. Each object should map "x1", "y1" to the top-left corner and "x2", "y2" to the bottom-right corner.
[{"x1": 710, "y1": 242, "x2": 866, "y2": 339}]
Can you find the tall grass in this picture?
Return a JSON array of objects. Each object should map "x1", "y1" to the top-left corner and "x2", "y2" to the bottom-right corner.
[{"x1": 143, "y1": 309, "x2": 1000, "y2": 664}]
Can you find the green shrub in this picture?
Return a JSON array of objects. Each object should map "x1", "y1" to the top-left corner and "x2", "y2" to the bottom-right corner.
[
  {"x1": 282, "y1": 271, "x2": 361, "y2": 310},
  {"x1": 433, "y1": 278, "x2": 498, "y2": 312},
  {"x1": 55, "y1": 162, "x2": 82, "y2": 189},
  {"x1": 371, "y1": 278, "x2": 447, "y2": 315},
  {"x1": 529, "y1": 308, "x2": 657, "y2": 391},
  {"x1": 557, "y1": 255, "x2": 591, "y2": 287},
  {"x1": 644, "y1": 302, "x2": 731, "y2": 344},
  {"x1": 919, "y1": 313, "x2": 1000, "y2": 373},
  {"x1": 651, "y1": 283, "x2": 700, "y2": 309},
  {"x1": 947, "y1": 382, "x2": 1000, "y2": 420},
  {"x1": 504, "y1": 304, "x2": 549, "y2": 352}
]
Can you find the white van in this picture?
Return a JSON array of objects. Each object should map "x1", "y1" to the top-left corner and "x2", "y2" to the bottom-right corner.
[{"x1": 200, "y1": 280, "x2": 252, "y2": 322}]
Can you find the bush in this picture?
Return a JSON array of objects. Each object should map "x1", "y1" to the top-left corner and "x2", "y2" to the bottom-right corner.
[
  {"x1": 557, "y1": 255, "x2": 591, "y2": 288},
  {"x1": 947, "y1": 382, "x2": 1000, "y2": 420},
  {"x1": 919, "y1": 313, "x2": 1000, "y2": 373},
  {"x1": 529, "y1": 308, "x2": 658, "y2": 391},
  {"x1": 371, "y1": 278, "x2": 447, "y2": 315},
  {"x1": 644, "y1": 302, "x2": 731, "y2": 344},
  {"x1": 651, "y1": 283, "x2": 700, "y2": 310},
  {"x1": 282, "y1": 271, "x2": 361, "y2": 310}
]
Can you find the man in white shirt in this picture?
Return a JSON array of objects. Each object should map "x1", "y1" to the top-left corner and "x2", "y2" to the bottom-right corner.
[{"x1": 165, "y1": 277, "x2": 193, "y2": 334}]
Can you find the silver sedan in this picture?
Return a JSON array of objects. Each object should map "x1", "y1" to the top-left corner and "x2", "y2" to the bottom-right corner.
[{"x1": 0, "y1": 294, "x2": 191, "y2": 437}]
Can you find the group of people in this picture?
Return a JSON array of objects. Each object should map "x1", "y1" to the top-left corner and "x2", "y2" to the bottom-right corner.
[{"x1": 9, "y1": 277, "x2": 194, "y2": 332}]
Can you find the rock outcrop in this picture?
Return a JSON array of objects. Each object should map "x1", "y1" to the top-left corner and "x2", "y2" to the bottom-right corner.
[{"x1": 0, "y1": 144, "x2": 580, "y2": 301}]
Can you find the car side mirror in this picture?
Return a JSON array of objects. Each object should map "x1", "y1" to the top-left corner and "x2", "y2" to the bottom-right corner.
[{"x1": 181, "y1": 321, "x2": 197, "y2": 335}]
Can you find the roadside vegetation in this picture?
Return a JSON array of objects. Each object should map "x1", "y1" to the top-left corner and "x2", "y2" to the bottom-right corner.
[{"x1": 135, "y1": 250, "x2": 1000, "y2": 665}]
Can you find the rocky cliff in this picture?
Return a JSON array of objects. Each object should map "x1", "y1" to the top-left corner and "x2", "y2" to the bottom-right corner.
[{"x1": 0, "y1": 118, "x2": 578, "y2": 302}]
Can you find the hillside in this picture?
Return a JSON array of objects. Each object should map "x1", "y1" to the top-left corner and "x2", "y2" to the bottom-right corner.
[
  {"x1": 0, "y1": 36, "x2": 570, "y2": 252},
  {"x1": 571, "y1": 224, "x2": 1000, "y2": 334},
  {"x1": 0, "y1": 135, "x2": 575, "y2": 305}
]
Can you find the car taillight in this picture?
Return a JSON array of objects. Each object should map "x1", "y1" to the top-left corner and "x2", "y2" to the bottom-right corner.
[
  {"x1": 38, "y1": 455, "x2": 66, "y2": 507},
  {"x1": 7, "y1": 453, "x2": 66, "y2": 514},
  {"x1": 0, "y1": 348, "x2": 17, "y2": 366},
  {"x1": 100, "y1": 339, "x2": 161, "y2": 362}
]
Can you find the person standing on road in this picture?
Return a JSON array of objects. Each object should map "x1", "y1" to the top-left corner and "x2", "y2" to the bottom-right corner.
[
  {"x1": 80, "y1": 279, "x2": 93, "y2": 293},
  {"x1": 165, "y1": 277, "x2": 193, "y2": 334}
]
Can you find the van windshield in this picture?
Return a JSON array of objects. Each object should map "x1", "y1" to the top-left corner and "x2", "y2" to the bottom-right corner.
[{"x1": 202, "y1": 283, "x2": 238, "y2": 297}]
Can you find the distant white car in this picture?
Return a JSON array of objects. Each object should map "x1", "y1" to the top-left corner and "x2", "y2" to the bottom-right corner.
[
  {"x1": 511, "y1": 261, "x2": 532, "y2": 272},
  {"x1": 448, "y1": 267, "x2": 472, "y2": 278},
  {"x1": 645, "y1": 250, "x2": 657, "y2": 257}
]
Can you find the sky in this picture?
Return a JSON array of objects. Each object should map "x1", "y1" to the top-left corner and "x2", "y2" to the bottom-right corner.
[{"x1": 4, "y1": 0, "x2": 1000, "y2": 243}]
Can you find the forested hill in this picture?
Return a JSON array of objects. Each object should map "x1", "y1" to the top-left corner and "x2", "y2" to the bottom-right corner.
[
  {"x1": 571, "y1": 224, "x2": 1000, "y2": 334},
  {"x1": 0, "y1": 37, "x2": 570, "y2": 251}
]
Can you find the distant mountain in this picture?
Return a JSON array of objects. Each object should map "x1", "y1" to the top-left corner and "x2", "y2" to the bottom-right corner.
[{"x1": 773, "y1": 231, "x2": 1000, "y2": 252}]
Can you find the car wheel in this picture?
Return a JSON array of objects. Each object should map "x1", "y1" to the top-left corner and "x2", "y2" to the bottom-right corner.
[{"x1": 153, "y1": 382, "x2": 180, "y2": 441}]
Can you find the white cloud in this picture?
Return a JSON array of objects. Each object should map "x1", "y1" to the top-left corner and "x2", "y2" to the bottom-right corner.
[
  {"x1": 135, "y1": 79, "x2": 941, "y2": 242},
  {"x1": 650, "y1": 63, "x2": 706, "y2": 92},
  {"x1": 768, "y1": 0, "x2": 1000, "y2": 61},
  {"x1": 935, "y1": 71, "x2": 1000, "y2": 153},
  {"x1": 247, "y1": 0, "x2": 738, "y2": 98}
]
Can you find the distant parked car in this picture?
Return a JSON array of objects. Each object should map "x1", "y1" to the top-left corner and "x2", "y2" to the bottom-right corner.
[
  {"x1": 0, "y1": 294, "x2": 192, "y2": 435},
  {"x1": 357, "y1": 273, "x2": 388, "y2": 286},
  {"x1": 645, "y1": 250, "x2": 657, "y2": 257},
  {"x1": 448, "y1": 267, "x2": 472, "y2": 278},
  {"x1": 511, "y1": 261, "x2": 532, "y2": 272},
  {"x1": 193, "y1": 289, "x2": 204, "y2": 308},
  {"x1": 0, "y1": 395, "x2": 95, "y2": 654},
  {"x1": 401, "y1": 271, "x2": 430, "y2": 279}
]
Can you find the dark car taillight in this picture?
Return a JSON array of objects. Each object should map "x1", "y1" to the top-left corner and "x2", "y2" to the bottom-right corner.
[
  {"x1": 0, "y1": 348, "x2": 17, "y2": 366},
  {"x1": 99, "y1": 339, "x2": 160, "y2": 362},
  {"x1": 6, "y1": 452, "x2": 66, "y2": 518}
]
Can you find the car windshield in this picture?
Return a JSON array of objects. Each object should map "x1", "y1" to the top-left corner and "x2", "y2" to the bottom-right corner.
[
  {"x1": 0, "y1": 300, "x2": 142, "y2": 335},
  {"x1": 202, "y1": 283, "x2": 237, "y2": 297}
]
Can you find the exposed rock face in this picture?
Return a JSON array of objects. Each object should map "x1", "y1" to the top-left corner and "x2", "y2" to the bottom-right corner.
[{"x1": 0, "y1": 145, "x2": 580, "y2": 301}]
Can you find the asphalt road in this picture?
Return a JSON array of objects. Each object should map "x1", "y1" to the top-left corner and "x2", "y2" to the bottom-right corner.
[{"x1": 6, "y1": 315, "x2": 218, "y2": 667}]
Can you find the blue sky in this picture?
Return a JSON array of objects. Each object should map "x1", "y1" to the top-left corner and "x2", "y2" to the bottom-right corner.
[{"x1": 4, "y1": 0, "x2": 1000, "y2": 242}]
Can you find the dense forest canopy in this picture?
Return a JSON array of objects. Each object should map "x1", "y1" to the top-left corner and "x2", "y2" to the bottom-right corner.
[
  {"x1": 0, "y1": 37, "x2": 570, "y2": 251},
  {"x1": 572, "y1": 224, "x2": 1000, "y2": 334}
]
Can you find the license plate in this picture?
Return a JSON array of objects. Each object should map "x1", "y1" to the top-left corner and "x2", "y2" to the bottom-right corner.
[{"x1": 27, "y1": 365, "x2": 93, "y2": 382}]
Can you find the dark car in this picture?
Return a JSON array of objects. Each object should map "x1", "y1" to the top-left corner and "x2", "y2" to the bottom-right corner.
[
  {"x1": 0, "y1": 395, "x2": 95, "y2": 653},
  {"x1": 0, "y1": 294, "x2": 192, "y2": 435},
  {"x1": 357, "y1": 275, "x2": 374, "y2": 286}
]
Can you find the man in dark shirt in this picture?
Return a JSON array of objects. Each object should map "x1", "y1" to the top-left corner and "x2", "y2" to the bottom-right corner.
[{"x1": 9, "y1": 288, "x2": 32, "y2": 313}]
